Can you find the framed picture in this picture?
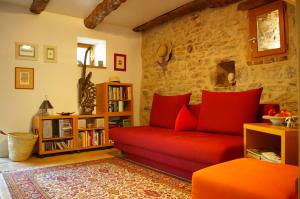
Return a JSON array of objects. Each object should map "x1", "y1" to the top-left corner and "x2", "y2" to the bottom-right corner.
[
  {"x1": 44, "y1": 45, "x2": 57, "y2": 63},
  {"x1": 114, "y1": 53, "x2": 126, "y2": 71},
  {"x1": 15, "y1": 42, "x2": 38, "y2": 61},
  {"x1": 15, "y1": 67, "x2": 34, "y2": 89}
]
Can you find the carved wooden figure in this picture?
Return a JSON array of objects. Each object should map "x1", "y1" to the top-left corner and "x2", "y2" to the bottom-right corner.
[{"x1": 78, "y1": 47, "x2": 96, "y2": 115}]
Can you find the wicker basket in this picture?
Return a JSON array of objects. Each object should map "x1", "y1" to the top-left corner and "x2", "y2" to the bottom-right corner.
[{"x1": 8, "y1": 132, "x2": 38, "y2": 161}]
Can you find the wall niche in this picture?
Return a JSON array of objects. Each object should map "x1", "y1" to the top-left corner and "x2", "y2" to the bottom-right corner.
[{"x1": 215, "y1": 61, "x2": 236, "y2": 88}]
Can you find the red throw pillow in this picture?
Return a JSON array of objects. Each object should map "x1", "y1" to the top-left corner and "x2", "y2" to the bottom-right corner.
[
  {"x1": 150, "y1": 93, "x2": 191, "y2": 129},
  {"x1": 197, "y1": 88, "x2": 263, "y2": 135},
  {"x1": 175, "y1": 105, "x2": 198, "y2": 131}
]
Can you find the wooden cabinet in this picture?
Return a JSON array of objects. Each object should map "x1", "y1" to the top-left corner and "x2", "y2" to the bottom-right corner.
[
  {"x1": 96, "y1": 82, "x2": 134, "y2": 131},
  {"x1": 33, "y1": 114, "x2": 112, "y2": 156},
  {"x1": 244, "y1": 123, "x2": 298, "y2": 165}
]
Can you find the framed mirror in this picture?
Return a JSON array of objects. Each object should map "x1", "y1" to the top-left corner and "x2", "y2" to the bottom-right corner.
[{"x1": 249, "y1": 1, "x2": 287, "y2": 58}]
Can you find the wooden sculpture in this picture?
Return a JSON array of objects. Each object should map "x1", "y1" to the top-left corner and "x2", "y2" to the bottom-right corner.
[{"x1": 78, "y1": 47, "x2": 96, "y2": 115}]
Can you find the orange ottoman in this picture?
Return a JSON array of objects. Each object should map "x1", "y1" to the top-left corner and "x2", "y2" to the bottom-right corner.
[{"x1": 192, "y1": 158, "x2": 298, "y2": 199}]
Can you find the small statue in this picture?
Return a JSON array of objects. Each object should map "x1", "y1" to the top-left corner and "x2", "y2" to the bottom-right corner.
[{"x1": 78, "y1": 47, "x2": 96, "y2": 115}]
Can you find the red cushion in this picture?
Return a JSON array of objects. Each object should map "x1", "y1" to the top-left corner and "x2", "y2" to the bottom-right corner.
[
  {"x1": 197, "y1": 88, "x2": 263, "y2": 135},
  {"x1": 175, "y1": 105, "x2": 197, "y2": 131},
  {"x1": 150, "y1": 93, "x2": 191, "y2": 129}
]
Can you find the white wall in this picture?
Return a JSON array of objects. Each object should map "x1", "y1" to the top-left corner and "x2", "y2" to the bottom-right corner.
[{"x1": 0, "y1": 3, "x2": 142, "y2": 132}]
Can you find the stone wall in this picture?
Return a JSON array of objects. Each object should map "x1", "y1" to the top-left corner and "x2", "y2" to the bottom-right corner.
[{"x1": 140, "y1": 3, "x2": 297, "y2": 125}]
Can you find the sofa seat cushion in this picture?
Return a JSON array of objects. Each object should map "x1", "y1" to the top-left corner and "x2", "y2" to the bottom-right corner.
[{"x1": 110, "y1": 126, "x2": 243, "y2": 164}]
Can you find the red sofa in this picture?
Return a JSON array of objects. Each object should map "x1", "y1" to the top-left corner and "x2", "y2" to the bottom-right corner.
[{"x1": 110, "y1": 103, "x2": 278, "y2": 180}]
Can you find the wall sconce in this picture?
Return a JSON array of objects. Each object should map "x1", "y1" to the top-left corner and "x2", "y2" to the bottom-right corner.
[{"x1": 39, "y1": 95, "x2": 53, "y2": 116}]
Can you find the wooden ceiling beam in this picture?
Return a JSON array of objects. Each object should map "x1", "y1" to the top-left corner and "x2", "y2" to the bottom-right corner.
[
  {"x1": 30, "y1": 0, "x2": 50, "y2": 14},
  {"x1": 133, "y1": 0, "x2": 209, "y2": 32},
  {"x1": 207, "y1": 0, "x2": 242, "y2": 8},
  {"x1": 237, "y1": 0, "x2": 277, "y2": 10},
  {"x1": 283, "y1": 0, "x2": 295, "y2": 5},
  {"x1": 84, "y1": 0, "x2": 126, "y2": 29}
]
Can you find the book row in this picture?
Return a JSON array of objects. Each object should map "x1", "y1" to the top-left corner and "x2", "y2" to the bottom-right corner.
[
  {"x1": 108, "y1": 101, "x2": 126, "y2": 112},
  {"x1": 109, "y1": 118, "x2": 131, "y2": 128},
  {"x1": 42, "y1": 140, "x2": 73, "y2": 152},
  {"x1": 77, "y1": 130, "x2": 104, "y2": 148},
  {"x1": 108, "y1": 86, "x2": 132, "y2": 101}
]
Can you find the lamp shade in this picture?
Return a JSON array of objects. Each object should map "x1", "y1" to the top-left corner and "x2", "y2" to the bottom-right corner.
[{"x1": 39, "y1": 100, "x2": 53, "y2": 109}]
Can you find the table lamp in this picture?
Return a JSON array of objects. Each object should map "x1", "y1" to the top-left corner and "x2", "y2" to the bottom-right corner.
[{"x1": 39, "y1": 95, "x2": 53, "y2": 116}]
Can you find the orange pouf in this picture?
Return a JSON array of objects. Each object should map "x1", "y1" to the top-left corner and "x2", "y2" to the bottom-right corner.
[{"x1": 192, "y1": 158, "x2": 298, "y2": 199}]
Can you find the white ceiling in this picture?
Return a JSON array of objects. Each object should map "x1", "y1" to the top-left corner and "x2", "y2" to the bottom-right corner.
[{"x1": 0, "y1": 0, "x2": 194, "y2": 28}]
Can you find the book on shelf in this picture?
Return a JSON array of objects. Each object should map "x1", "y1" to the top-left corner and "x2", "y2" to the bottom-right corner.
[
  {"x1": 118, "y1": 101, "x2": 124, "y2": 112},
  {"x1": 127, "y1": 87, "x2": 132, "y2": 100}
]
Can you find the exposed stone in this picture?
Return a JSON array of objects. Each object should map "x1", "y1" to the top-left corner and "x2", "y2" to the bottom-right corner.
[{"x1": 140, "y1": 4, "x2": 297, "y2": 125}]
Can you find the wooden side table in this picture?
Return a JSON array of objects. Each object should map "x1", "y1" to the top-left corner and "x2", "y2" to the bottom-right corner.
[{"x1": 244, "y1": 123, "x2": 298, "y2": 165}]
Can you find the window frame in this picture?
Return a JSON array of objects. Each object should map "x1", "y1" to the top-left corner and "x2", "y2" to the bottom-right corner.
[
  {"x1": 248, "y1": 0, "x2": 288, "y2": 58},
  {"x1": 77, "y1": 43, "x2": 94, "y2": 66}
]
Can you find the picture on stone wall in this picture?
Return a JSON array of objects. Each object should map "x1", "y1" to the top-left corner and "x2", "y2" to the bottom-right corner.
[{"x1": 215, "y1": 61, "x2": 236, "y2": 87}]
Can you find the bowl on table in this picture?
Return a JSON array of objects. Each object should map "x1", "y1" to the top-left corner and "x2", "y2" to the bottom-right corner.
[{"x1": 262, "y1": 115, "x2": 286, "y2": 126}]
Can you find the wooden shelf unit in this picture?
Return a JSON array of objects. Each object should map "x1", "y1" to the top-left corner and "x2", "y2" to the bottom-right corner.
[
  {"x1": 244, "y1": 123, "x2": 298, "y2": 165},
  {"x1": 96, "y1": 82, "x2": 134, "y2": 134},
  {"x1": 33, "y1": 114, "x2": 111, "y2": 156}
]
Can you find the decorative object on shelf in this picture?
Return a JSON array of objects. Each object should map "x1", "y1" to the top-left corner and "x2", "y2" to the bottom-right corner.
[
  {"x1": 156, "y1": 43, "x2": 172, "y2": 73},
  {"x1": 114, "y1": 53, "x2": 126, "y2": 71},
  {"x1": 56, "y1": 112, "x2": 75, "y2": 116},
  {"x1": 15, "y1": 67, "x2": 34, "y2": 89},
  {"x1": 39, "y1": 95, "x2": 54, "y2": 116},
  {"x1": 15, "y1": 42, "x2": 38, "y2": 61},
  {"x1": 44, "y1": 45, "x2": 57, "y2": 63},
  {"x1": 78, "y1": 47, "x2": 96, "y2": 115},
  {"x1": 108, "y1": 76, "x2": 120, "y2": 82}
]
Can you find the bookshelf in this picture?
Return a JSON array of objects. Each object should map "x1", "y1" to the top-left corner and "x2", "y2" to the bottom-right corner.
[
  {"x1": 33, "y1": 114, "x2": 111, "y2": 156},
  {"x1": 96, "y1": 82, "x2": 133, "y2": 134}
]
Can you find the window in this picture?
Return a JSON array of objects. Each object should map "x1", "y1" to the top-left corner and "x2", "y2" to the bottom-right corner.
[
  {"x1": 77, "y1": 37, "x2": 106, "y2": 67},
  {"x1": 249, "y1": 1, "x2": 287, "y2": 58}
]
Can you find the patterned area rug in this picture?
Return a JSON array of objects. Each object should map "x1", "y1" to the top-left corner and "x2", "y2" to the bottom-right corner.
[{"x1": 2, "y1": 158, "x2": 191, "y2": 199}]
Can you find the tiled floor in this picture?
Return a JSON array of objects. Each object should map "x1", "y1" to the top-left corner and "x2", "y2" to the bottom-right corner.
[{"x1": 0, "y1": 148, "x2": 120, "y2": 199}]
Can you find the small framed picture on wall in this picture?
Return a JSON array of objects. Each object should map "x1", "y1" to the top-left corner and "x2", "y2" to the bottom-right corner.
[
  {"x1": 44, "y1": 45, "x2": 57, "y2": 63},
  {"x1": 15, "y1": 42, "x2": 38, "y2": 61},
  {"x1": 114, "y1": 53, "x2": 126, "y2": 71},
  {"x1": 15, "y1": 67, "x2": 34, "y2": 89}
]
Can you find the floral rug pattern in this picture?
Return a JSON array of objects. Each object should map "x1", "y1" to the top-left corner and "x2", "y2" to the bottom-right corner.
[{"x1": 3, "y1": 158, "x2": 191, "y2": 199}]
